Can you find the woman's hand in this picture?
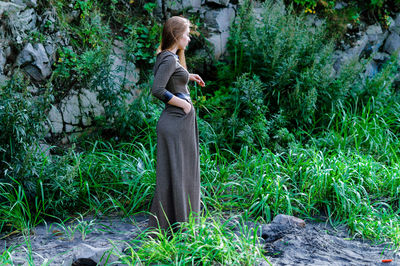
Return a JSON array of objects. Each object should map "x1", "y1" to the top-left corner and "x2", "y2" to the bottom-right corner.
[
  {"x1": 183, "y1": 101, "x2": 192, "y2": 114},
  {"x1": 189, "y1": 73, "x2": 205, "y2": 87}
]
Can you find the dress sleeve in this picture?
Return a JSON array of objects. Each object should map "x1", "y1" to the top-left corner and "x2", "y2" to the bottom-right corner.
[{"x1": 152, "y1": 55, "x2": 176, "y2": 103}]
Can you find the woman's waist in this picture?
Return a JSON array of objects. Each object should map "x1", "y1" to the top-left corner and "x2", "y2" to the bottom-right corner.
[{"x1": 172, "y1": 92, "x2": 191, "y2": 103}]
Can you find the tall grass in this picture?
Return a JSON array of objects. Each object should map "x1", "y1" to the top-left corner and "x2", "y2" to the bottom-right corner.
[{"x1": 113, "y1": 211, "x2": 267, "y2": 265}]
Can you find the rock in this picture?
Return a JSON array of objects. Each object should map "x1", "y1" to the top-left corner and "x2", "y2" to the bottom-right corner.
[
  {"x1": 389, "y1": 13, "x2": 400, "y2": 35},
  {"x1": 8, "y1": 8, "x2": 38, "y2": 43},
  {"x1": 384, "y1": 32, "x2": 400, "y2": 55},
  {"x1": 164, "y1": 0, "x2": 202, "y2": 14},
  {"x1": 0, "y1": 47, "x2": 5, "y2": 74},
  {"x1": 204, "y1": 6, "x2": 235, "y2": 33},
  {"x1": 334, "y1": 1, "x2": 347, "y2": 9},
  {"x1": 0, "y1": 1, "x2": 25, "y2": 15},
  {"x1": 65, "y1": 124, "x2": 78, "y2": 133},
  {"x1": 0, "y1": 74, "x2": 8, "y2": 87},
  {"x1": 206, "y1": 0, "x2": 230, "y2": 7},
  {"x1": 365, "y1": 60, "x2": 379, "y2": 78},
  {"x1": 260, "y1": 214, "x2": 305, "y2": 243},
  {"x1": 48, "y1": 105, "x2": 63, "y2": 134},
  {"x1": 373, "y1": 52, "x2": 390, "y2": 62},
  {"x1": 271, "y1": 214, "x2": 306, "y2": 228},
  {"x1": 365, "y1": 24, "x2": 388, "y2": 54},
  {"x1": 16, "y1": 43, "x2": 52, "y2": 81},
  {"x1": 334, "y1": 33, "x2": 369, "y2": 72},
  {"x1": 11, "y1": 0, "x2": 37, "y2": 8},
  {"x1": 206, "y1": 31, "x2": 230, "y2": 59},
  {"x1": 67, "y1": 243, "x2": 118, "y2": 266},
  {"x1": 109, "y1": 40, "x2": 140, "y2": 91},
  {"x1": 61, "y1": 93, "x2": 81, "y2": 125}
]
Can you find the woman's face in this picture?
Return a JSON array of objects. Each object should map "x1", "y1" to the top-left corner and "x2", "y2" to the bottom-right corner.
[{"x1": 177, "y1": 26, "x2": 191, "y2": 50}]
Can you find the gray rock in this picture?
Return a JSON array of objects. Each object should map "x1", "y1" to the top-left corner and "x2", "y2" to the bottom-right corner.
[
  {"x1": 334, "y1": 1, "x2": 347, "y2": 9},
  {"x1": 165, "y1": 0, "x2": 202, "y2": 13},
  {"x1": 61, "y1": 93, "x2": 81, "y2": 125},
  {"x1": 0, "y1": 47, "x2": 6, "y2": 74},
  {"x1": 390, "y1": 13, "x2": 400, "y2": 35},
  {"x1": 48, "y1": 105, "x2": 63, "y2": 134},
  {"x1": 109, "y1": 40, "x2": 140, "y2": 91},
  {"x1": 204, "y1": 6, "x2": 235, "y2": 33},
  {"x1": 334, "y1": 33, "x2": 369, "y2": 72},
  {"x1": 0, "y1": 74, "x2": 9, "y2": 87},
  {"x1": 365, "y1": 24, "x2": 388, "y2": 54},
  {"x1": 65, "y1": 124, "x2": 78, "y2": 133},
  {"x1": 260, "y1": 214, "x2": 305, "y2": 243},
  {"x1": 272, "y1": 214, "x2": 306, "y2": 228},
  {"x1": 384, "y1": 32, "x2": 400, "y2": 55},
  {"x1": 206, "y1": 31, "x2": 230, "y2": 59},
  {"x1": 79, "y1": 89, "x2": 104, "y2": 126},
  {"x1": 365, "y1": 60, "x2": 379, "y2": 78},
  {"x1": 68, "y1": 243, "x2": 119, "y2": 266},
  {"x1": 16, "y1": 43, "x2": 52, "y2": 81},
  {"x1": 0, "y1": 1, "x2": 24, "y2": 15},
  {"x1": 11, "y1": 0, "x2": 37, "y2": 8},
  {"x1": 373, "y1": 52, "x2": 390, "y2": 62},
  {"x1": 206, "y1": 0, "x2": 230, "y2": 6},
  {"x1": 8, "y1": 8, "x2": 37, "y2": 43}
]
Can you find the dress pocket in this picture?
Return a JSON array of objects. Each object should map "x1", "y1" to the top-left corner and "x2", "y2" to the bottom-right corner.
[{"x1": 166, "y1": 105, "x2": 187, "y2": 118}]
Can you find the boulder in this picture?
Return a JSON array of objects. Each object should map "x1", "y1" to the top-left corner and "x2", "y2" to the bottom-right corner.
[
  {"x1": 8, "y1": 8, "x2": 37, "y2": 43},
  {"x1": 206, "y1": 0, "x2": 230, "y2": 7},
  {"x1": 206, "y1": 31, "x2": 229, "y2": 59},
  {"x1": 260, "y1": 214, "x2": 305, "y2": 243},
  {"x1": 365, "y1": 24, "x2": 388, "y2": 54},
  {"x1": 204, "y1": 6, "x2": 235, "y2": 33},
  {"x1": 16, "y1": 43, "x2": 52, "y2": 81},
  {"x1": 48, "y1": 105, "x2": 63, "y2": 134},
  {"x1": 164, "y1": 0, "x2": 202, "y2": 14},
  {"x1": 0, "y1": 47, "x2": 5, "y2": 74},
  {"x1": 79, "y1": 89, "x2": 104, "y2": 126},
  {"x1": 334, "y1": 33, "x2": 369, "y2": 72},
  {"x1": 0, "y1": 1, "x2": 24, "y2": 15},
  {"x1": 62, "y1": 243, "x2": 119, "y2": 266},
  {"x1": 365, "y1": 60, "x2": 379, "y2": 78},
  {"x1": 110, "y1": 40, "x2": 140, "y2": 91},
  {"x1": 389, "y1": 13, "x2": 400, "y2": 35},
  {"x1": 61, "y1": 92, "x2": 81, "y2": 125},
  {"x1": 384, "y1": 32, "x2": 400, "y2": 55},
  {"x1": 11, "y1": 0, "x2": 37, "y2": 8}
]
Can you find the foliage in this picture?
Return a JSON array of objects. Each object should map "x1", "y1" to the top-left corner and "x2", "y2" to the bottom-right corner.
[
  {"x1": 220, "y1": 0, "x2": 399, "y2": 139},
  {"x1": 0, "y1": 74, "x2": 51, "y2": 193},
  {"x1": 114, "y1": 212, "x2": 266, "y2": 265}
]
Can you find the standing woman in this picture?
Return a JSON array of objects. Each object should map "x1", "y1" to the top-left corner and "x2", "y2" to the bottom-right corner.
[{"x1": 148, "y1": 16, "x2": 205, "y2": 231}]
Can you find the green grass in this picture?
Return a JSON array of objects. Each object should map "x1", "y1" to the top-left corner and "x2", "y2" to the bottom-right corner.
[{"x1": 113, "y1": 211, "x2": 268, "y2": 265}]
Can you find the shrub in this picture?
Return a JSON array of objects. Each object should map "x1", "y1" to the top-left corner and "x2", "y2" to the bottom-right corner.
[{"x1": 0, "y1": 74, "x2": 50, "y2": 189}]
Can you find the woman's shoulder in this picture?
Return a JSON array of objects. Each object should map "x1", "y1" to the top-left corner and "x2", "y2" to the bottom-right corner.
[
  {"x1": 154, "y1": 51, "x2": 178, "y2": 70},
  {"x1": 156, "y1": 50, "x2": 178, "y2": 62}
]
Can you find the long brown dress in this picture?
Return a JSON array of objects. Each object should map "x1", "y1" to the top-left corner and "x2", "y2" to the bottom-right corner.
[{"x1": 148, "y1": 50, "x2": 200, "y2": 230}]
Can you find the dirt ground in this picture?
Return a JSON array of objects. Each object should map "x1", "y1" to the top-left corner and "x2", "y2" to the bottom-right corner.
[{"x1": 1, "y1": 214, "x2": 399, "y2": 265}]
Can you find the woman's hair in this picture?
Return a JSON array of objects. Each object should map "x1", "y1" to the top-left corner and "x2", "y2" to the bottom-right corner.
[{"x1": 156, "y1": 16, "x2": 191, "y2": 70}]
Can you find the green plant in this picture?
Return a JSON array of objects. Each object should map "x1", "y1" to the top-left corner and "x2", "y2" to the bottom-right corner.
[
  {"x1": 50, "y1": 213, "x2": 96, "y2": 241},
  {"x1": 113, "y1": 211, "x2": 268, "y2": 265}
]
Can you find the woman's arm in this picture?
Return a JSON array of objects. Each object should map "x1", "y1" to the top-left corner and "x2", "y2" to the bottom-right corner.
[
  {"x1": 167, "y1": 96, "x2": 192, "y2": 114},
  {"x1": 189, "y1": 73, "x2": 205, "y2": 87},
  {"x1": 152, "y1": 55, "x2": 192, "y2": 114}
]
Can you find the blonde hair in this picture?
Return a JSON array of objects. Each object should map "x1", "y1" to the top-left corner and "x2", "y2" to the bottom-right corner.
[{"x1": 156, "y1": 16, "x2": 191, "y2": 70}]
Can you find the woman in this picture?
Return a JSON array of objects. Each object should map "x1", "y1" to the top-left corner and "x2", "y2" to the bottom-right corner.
[{"x1": 148, "y1": 16, "x2": 205, "y2": 231}]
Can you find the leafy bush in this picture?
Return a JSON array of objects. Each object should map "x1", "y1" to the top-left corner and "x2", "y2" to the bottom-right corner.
[
  {"x1": 0, "y1": 74, "x2": 50, "y2": 188},
  {"x1": 221, "y1": 0, "x2": 398, "y2": 134}
]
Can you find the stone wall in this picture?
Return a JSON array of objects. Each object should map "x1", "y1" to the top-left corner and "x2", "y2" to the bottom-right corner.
[{"x1": 2, "y1": 0, "x2": 400, "y2": 142}]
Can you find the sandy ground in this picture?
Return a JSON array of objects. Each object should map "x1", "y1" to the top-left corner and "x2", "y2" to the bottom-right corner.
[{"x1": 0, "y1": 214, "x2": 399, "y2": 265}]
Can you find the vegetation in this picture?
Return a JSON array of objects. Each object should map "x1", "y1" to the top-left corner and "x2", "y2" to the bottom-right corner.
[{"x1": 1, "y1": 0, "x2": 400, "y2": 264}]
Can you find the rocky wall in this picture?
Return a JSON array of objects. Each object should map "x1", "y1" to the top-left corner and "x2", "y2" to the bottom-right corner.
[{"x1": 2, "y1": 0, "x2": 400, "y2": 142}]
